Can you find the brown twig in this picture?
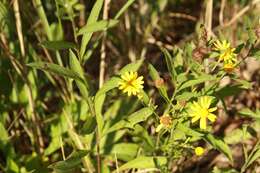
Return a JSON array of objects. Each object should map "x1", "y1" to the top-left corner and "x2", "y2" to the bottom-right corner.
[
  {"x1": 99, "y1": 0, "x2": 111, "y2": 88},
  {"x1": 169, "y1": 12, "x2": 197, "y2": 22},
  {"x1": 13, "y1": 0, "x2": 25, "y2": 57},
  {"x1": 219, "y1": 0, "x2": 226, "y2": 26},
  {"x1": 223, "y1": 0, "x2": 260, "y2": 27}
]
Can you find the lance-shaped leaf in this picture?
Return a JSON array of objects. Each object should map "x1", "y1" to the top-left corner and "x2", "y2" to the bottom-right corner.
[
  {"x1": 77, "y1": 20, "x2": 119, "y2": 35},
  {"x1": 27, "y1": 62, "x2": 83, "y2": 81}
]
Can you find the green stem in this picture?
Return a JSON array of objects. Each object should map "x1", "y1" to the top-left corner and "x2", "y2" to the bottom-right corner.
[{"x1": 32, "y1": 0, "x2": 52, "y2": 40}]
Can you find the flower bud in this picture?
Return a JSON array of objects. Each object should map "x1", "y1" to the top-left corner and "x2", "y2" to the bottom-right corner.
[
  {"x1": 154, "y1": 78, "x2": 165, "y2": 88},
  {"x1": 195, "y1": 147, "x2": 205, "y2": 156}
]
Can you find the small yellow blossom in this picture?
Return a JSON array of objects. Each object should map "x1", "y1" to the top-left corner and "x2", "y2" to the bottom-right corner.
[
  {"x1": 223, "y1": 63, "x2": 235, "y2": 73},
  {"x1": 195, "y1": 147, "x2": 205, "y2": 156},
  {"x1": 189, "y1": 96, "x2": 217, "y2": 130},
  {"x1": 118, "y1": 71, "x2": 144, "y2": 96},
  {"x1": 156, "y1": 115, "x2": 172, "y2": 132},
  {"x1": 213, "y1": 40, "x2": 237, "y2": 64}
]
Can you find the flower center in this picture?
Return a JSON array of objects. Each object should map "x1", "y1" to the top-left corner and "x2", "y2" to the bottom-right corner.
[
  {"x1": 160, "y1": 116, "x2": 172, "y2": 127},
  {"x1": 201, "y1": 109, "x2": 209, "y2": 118},
  {"x1": 126, "y1": 78, "x2": 136, "y2": 88}
]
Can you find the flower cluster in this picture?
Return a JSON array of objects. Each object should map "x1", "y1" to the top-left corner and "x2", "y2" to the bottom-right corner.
[{"x1": 213, "y1": 40, "x2": 237, "y2": 72}]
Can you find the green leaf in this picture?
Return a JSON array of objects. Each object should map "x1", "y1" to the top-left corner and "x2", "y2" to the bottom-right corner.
[
  {"x1": 126, "y1": 107, "x2": 153, "y2": 127},
  {"x1": 82, "y1": 115, "x2": 97, "y2": 134},
  {"x1": 114, "y1": 156, "x2": 167, "y2": 172},
  {"x1": 95, "y1": 77, "x2": 122, "y2": 98},
  {"x1": 77, "y1": 20, "x2": 119, "y2": 35},
  {"x1": 245, "y1": 147, "x2": 260, "y2": 170},
  {"x1": 204, "y1": 134, "x2": 233, "y2": 162},
  {"x1": 176, "y1": 123, "x2": 204, "y2": 138},
  {"x1": 215, "y1": 85, "x2": 244, "y2": 98},
  {"x1": 175, "y1": 91, "x2": 199, "y2": 101},
  {"x1": 114, "y1": 0, "x2": 135, "y2": 19},
  {"x1": 118, "y1": 59, "x2": 143, "y2": 75},
  {"x1": 69, "y1": 50, "x2": 89, "y2": 99},
  {"x1": 239, "y1": 108, "x2": 260, "y2": 120},
  {"x1": 102, "y1": 143, "x2": 139, "y2": 161},
  {"x1": 0, "y1": 122, "x2": 9, "y2": 143},
  {"x1": 94, "y1": 93, "x2": 105, "y2": 135},
  {"x1": 80, "y1": 0, "x2": 104, "y2": 58},
  {"x1": 177, "y1": 74, "x2": 216, "y2": 93},
  {"x1": 161, "y1": 47, "x2": 176, "y2": 82},
  {"x1": 242, "y1": 142, "x2": 260, "y2": 172},
  {"x1": 212, "y1": 167, "x2": 238, "y2": 173},
  {"x1": 103, "y1": 120, "x2": 129, "y2": 135},
  {"x1": 104, "y1": 107, "x2": 153, "y2": 135},
  {"x1": 94, "y1": 76, "x2": 122, "y2": 136},
  {"x1": 250, "y1": 48, "x2": 260, "y2": 60},
  {"x1": 27, "y1": 62, "x2": 83, "y2": 81},
  {"x1": 41, "y1": 41, "x2": 76, "y2": 50},
  {"x1": 234, "y1": 43, "x2": 244, "y2": 54},
  {"x1": 248, "y1": 28, "x2": 257, "y2": 44},
  {"x1": 148, "y1": 64, "x2": 169, "y2": 103},
  {"x1": 49, "y1": 150, "x2": 88, "y2": 172},
  {"x1": 69, "y1": 50, "x2": 85, "y2": 78},
  {"x1": 224, "y1": 128, "x2": 252, "y2": 144}
]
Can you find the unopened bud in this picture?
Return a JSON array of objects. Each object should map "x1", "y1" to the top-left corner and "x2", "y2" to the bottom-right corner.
[
  {"x1": 160, "y1": 115, "x2": 172, "y2": 127},
  {"x1": 223, "y1": 63, "x2": 235, "y2": 73},
  {"x1": 155, "y1": 78, "x2": 164, "y2": 88}
]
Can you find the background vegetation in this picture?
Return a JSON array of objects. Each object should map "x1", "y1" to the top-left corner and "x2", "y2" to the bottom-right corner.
[{"x1": 0, "y1": 0, "x2": 260, "y2": 172}]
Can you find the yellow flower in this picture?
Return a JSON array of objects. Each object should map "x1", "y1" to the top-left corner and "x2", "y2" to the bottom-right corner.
[
  {"x1": 156, "y1": 114, "x2": 172, "y2": 132},
  {"x1": 195, "y1": 147, "x2": 204, "y2": 156},
  {"x1": 189, "y1": 96, "x2": 217, "y2": 130},
  {"x1": 118, "y1": 71, "x2": 144, "y2": 96},
  {"x1": 213, "y1": 40, "x2": 237, "y2": 64},
  {"x1": 223, "y1": 63, "x2": 235, "y2": 73}
]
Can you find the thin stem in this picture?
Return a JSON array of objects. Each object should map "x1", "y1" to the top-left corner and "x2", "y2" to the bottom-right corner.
[
  {"x1": 99, "y1": 0, "x2": 111, "y2": 88},
  {"x1": 13, "y1": 0, "x2": 25, "y2": 57},
  {"x1": 32, "y1": 0, "x2": 52, "y2": 40},
  {"x1": 64, "y1": 110, "x2": 94, "y2": 173},
  {"x1": 204, "y1": 0, "x2": 213, "y2": 81},
  {"x1": 219, "y1": 0, "x2": 226, "y2": 26}
]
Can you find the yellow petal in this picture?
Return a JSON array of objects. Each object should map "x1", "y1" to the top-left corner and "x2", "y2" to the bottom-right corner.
[
  {"x1": 200, "y1": 117, "x2": 207, "y2": 130},
  {"x1": 191, "y1": 115, "x2": 200, "y2": 123},
  {"x1": 208, "y1": 113, "x2": 217, "y2": 122},
  {"x1": 208, "y1": 107, "x2": 217, "y2": 112}
]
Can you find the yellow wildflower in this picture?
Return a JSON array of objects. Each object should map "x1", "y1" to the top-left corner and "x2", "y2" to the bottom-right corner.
[
  {"x1": 189, "y1": 96, "x2": 217, "y2": 130},
  {"x1": 156, "y1": 114, "x2": 172, "y2": 132},
  {"x1": 118, "y1": 71, "x2": 144, "y2": 96},
  {"x1": 195, "y1": 147, "x2": 205, "y2": 156},
  {"x1": 213, "y1": 40, "x2": 237, "y2": 64}
]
